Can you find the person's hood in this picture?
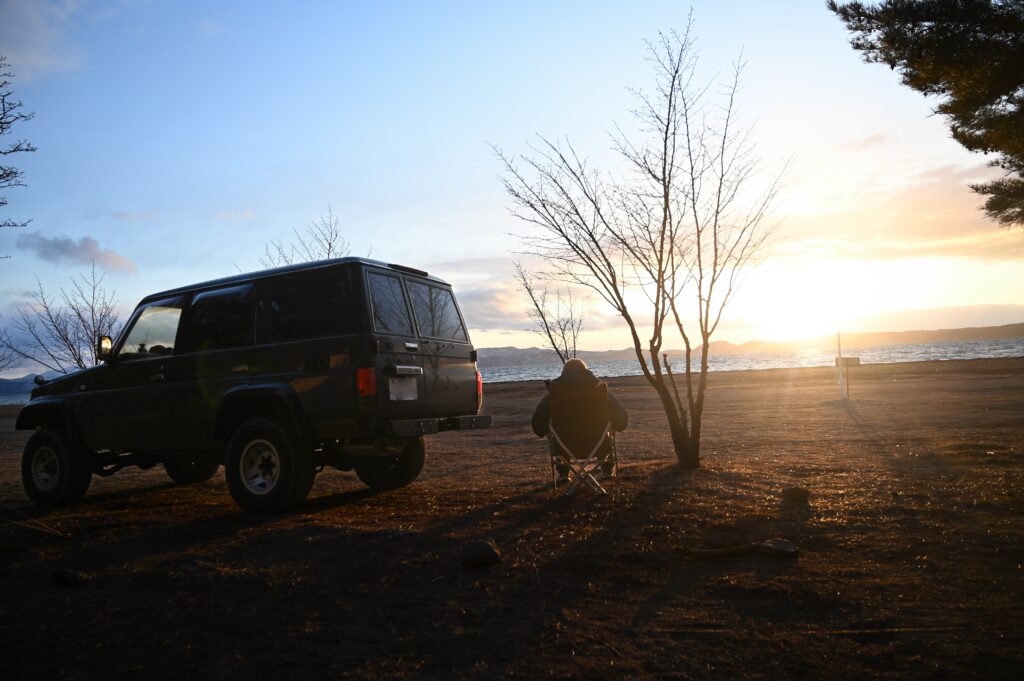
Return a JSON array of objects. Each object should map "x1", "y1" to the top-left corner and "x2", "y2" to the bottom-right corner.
[{"x1": 552, "y1": 368, "x2": 602, "y2": 388}]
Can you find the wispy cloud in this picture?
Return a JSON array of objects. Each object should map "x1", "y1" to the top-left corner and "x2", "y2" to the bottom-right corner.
[
  {"x1": 16, "y1": 232, "x2": 137, "y2": 274},
  {"x1": 111, "y1": 210, "x2": 156, "y2": 221},
  {"x1": 196, "y1": 17, "x2": 225, "y2": 39},
  {"x1": 839, "y1": 132, "x2": 889, "y2": 150},
  {"x1": 217, "y1": 209, "x2": 255, "y2": 221},
  {"x1": 0, "y1": 0, "x2": 83, "y2": 78},
  {"x1": 455, "y1": 284, "x2": 530, "y2": 331},
  {"x1": 778, "y1": 163, "x2": 1018, "y2": 261}
]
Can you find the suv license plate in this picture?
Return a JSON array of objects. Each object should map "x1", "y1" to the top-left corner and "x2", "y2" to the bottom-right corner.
[{"x1": 389, "y1": 377, "x2": 418, "y2": 401}]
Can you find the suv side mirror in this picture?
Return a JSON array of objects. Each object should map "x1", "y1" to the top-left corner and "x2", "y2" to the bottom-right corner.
[{"x1": 96, "y1": 335, "x2": 113, "y2": 363}]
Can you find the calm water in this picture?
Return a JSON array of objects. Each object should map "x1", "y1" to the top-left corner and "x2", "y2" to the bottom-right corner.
[
  {"x1": 3, "y1": 338, "x2": 1021, "y2": 404},
  {"x1": 480, "y1": 338, "x2": 1024, "y2": 383}
]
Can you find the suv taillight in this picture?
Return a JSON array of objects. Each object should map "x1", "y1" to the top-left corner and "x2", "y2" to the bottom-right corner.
[
  {"x1": 356, "y1": 368, "x2": 377, "y2": 397},
  {"x1": 476, "y1": 370, "x2": 483, "y2": 411}
]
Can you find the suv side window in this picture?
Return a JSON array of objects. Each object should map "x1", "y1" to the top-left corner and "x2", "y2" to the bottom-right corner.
[
  {"x1": 186, "y1": 285, "x2": 254, "y2": 352},
  {"x1": 367, "y1": 272, "x2": 413, "y2": 336},
  {"x1": 118, "y1": 297, "x2": 184, "y2": 360},
  {"x1": 407, "y1": 281, "x2": 468, "y2": 342},
  {"x1": 258, "y1": 268, "x2": 360, "y2": 343}
]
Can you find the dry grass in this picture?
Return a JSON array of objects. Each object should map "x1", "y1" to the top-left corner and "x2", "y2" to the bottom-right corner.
[{"x1": 1, "y1": 358, "x2": 1022, "y2": 679}]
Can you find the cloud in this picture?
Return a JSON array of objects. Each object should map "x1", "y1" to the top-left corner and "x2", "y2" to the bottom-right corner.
[
  {"x1": 777, "y1": 163, "x2": 1021, "y2": 261},
  {"x1": 0, "y1": 0, "x2": 83, "y2": 78},
  {"x1": 217, "y1": 209, "x2": 255, "y2": 221},
  {"x1": 196, "y1": 18, "x2": 225, "y2": 38},
  {"x1": 111, "y1": 210, "x2": 155, "y2": 221},
  {"x1": 839, "y1": 132, "x2": 889, "y2": 150},
  {"x1": 15, "y1": 232, "x2": 137, "y2": 274},
  {"x1": 456, "y1": 284, "x2": 531, "y2": 331}
]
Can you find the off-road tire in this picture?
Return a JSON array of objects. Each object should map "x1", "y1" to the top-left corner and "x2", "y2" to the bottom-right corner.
[
  {"x1": 355, "y1": 437, "x2": 426, "y2": 491},
  {"x1": 21, "y1": 428, "x2": 93, "y2": 506},
  {"x1": 163, "y1": 453, "x2": 220, "y2": 484},
  {"x1": 224, "y1": 418, "x2": 315, "y2": 512}
]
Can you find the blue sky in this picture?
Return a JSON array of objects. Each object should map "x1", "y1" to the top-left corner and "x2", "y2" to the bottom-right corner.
[{"x1": 2, "y1": 0, "x2": 1022, "y2": 363}]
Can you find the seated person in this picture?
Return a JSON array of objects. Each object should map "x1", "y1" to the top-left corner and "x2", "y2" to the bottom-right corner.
[{"x1": 531, "y1": 358, "x2": 628, "y2": 480}]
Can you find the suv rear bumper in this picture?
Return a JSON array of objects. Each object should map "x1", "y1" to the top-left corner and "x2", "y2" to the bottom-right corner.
[{"x1": 388, "y1": 415, "x2": 492, "y2": 438}]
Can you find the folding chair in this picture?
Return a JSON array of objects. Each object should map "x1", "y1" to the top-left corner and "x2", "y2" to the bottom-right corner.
[{"x1": 546, "y1": 381, "x2": 619, "y2": 495}]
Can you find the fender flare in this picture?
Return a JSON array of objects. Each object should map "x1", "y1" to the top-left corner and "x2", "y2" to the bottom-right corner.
[
  {"x1": 16, "y1": 398, "x2": 74, "y2": 433},
  {"x1": 215, "y1": 383, "x2": 313, "y2": 443}
]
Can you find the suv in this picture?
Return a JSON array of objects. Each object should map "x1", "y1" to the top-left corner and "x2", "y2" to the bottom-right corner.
[{"x1": 17, "y1": 258, "x2": 491, "y2": 511}]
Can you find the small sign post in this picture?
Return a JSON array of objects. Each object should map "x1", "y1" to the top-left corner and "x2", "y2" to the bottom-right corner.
[{"x1": 835, "y1": 332, "x2": 860, "y2": 399}]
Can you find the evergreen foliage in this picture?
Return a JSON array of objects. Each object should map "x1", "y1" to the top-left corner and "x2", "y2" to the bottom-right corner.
[{"x1": 828, "y1": 0, "x2": 1024, "y2": 226}]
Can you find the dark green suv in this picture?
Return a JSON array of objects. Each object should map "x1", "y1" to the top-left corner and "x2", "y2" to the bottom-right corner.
[{"x1": 16, "y1": 258, "x2": 490, "y2": 511}]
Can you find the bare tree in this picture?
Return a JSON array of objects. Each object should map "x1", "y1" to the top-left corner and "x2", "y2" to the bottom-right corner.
[
  {"x1": 513, "y1": 260, "x2": 583, "y2": 363},
  {"x1": 1, "y1": 54, "x2": 35, "y2": 232},
  {"x1": 0, "y1": 337, "x2": 14, "y2": 373},
  {"x1": 259, "y1": 206, "x2": 351, "y2": 268},
  {"x1": 498, "y1": 24, "x2": 779, "y2": 468},
  {"x1": 0, "y1": 265, "x2": 121, "y2": 374}
]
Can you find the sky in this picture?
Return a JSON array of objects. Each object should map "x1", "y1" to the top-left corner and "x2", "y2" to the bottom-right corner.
[{"x1": 1, "y1": 0, "x2": 1022, "y2": 368}]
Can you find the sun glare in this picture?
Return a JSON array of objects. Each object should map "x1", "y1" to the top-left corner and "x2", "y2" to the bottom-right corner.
[{"x1": 733, "y1": 260, "x2": 886, "y2": 342}]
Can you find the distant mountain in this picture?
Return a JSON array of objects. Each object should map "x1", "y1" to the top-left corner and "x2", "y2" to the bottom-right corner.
[
  {"x1": 478, "y1": 323, "x2": 1024, "y2": 368},
  {"x1": 0, "y1": 374, "x2": 39, "y2": 405}
]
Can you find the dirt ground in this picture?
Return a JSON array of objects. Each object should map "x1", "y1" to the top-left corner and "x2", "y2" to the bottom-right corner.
[{"x1": 1, "y1": 358, "x2": 1022, "y2": 680}]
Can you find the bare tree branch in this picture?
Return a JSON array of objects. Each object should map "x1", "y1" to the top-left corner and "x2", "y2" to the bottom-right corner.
[
  {"x1": 259, "y1": 206, "x2": 351, "y2": 268},
  {"x1": 513, "y1": 260, "x2": 584, "y2": 363},
  {"x1": 0, "y1": 264, "x2": 121, "y2": 374},
  {"x1": 0, "y1": 54, "x2": 36, "y2": 232},
  {"x1": 500, "y1": 22, "x2": 781, "y2": 468}
]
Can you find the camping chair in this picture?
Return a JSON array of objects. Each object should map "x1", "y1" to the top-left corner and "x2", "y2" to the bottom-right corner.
[{"x1": 546, "y1": 381, "x2": 619, "y2": 495}]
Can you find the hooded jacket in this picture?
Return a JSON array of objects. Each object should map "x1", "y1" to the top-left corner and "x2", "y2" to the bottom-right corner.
[{"x1": 531, "y1": 367, "x2": 628, "y2": 438}]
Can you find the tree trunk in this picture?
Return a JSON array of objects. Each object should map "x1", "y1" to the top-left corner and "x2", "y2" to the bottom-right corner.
[
  {"x1": 687, "y1": 408, "x2": 703, "y2": 468},
  {"x1": 652, "y1": 381, "x2": 696, "y2": 468}
]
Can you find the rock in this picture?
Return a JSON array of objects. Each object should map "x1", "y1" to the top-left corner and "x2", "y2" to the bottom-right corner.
[
  {"x1": 758, "y1": 538, "x2": 799, "y2": 557},
  {"x1": 781, "y1": 486, "x2": 810, "y2": 504},
  {"x1": 51, "y1": 569, "x2": 90, "y2": 586},
  {"x1": 461, "y1": 538, "x2": 501, "y2": 567}
]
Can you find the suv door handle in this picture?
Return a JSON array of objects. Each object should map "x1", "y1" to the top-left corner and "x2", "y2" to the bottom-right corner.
[
  {"x1": 404, "y1": 342, "x2": 419, "y2": 351},
  {"x1": 150, "y1": 374, "x2": 165, "y2": 382}
]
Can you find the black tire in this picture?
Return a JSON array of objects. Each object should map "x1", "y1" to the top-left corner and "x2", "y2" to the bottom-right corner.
[
  {"x1": 355, "y1": 437, "x2": 426, "y2": 491},
  {"x1": 21, "y1": 429, "x2": 92, "y2": 506},
  {"x1": 163, "y1": 453, "x2": 220, "y2": 484},
  {"x1": 224, "y1": 418, "x2": 315, "y2": 512}
]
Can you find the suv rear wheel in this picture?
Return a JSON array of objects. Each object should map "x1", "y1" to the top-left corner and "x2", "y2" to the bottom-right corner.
[
  {"x1": 225, "y1": 418, "x2": 315, "y2": 512},
  {"x1": 21, "y1": 428, "x2": 93, "y2": 506},
  {"x1": 355, "y1": 437, "x2": 426, "y2": 491},
  {"x1": 164, "y1": 453, "x2": 220, "y2": 485}
]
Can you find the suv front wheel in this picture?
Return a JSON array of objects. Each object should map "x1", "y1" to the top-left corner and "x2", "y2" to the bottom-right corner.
[
  {"x1": 21, "y1": 428, "x2": 93, "y2": 506},
  {"x1": 225, "y1": 419, "x2": 315, "y2": 512},
  {"x1": 355, "y1": 437, "x2": 426, "y2": 491}
]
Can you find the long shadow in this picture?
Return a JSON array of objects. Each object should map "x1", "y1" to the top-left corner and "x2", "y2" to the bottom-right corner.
[{"x1": 3, "y1": 454, "x2": 828, "y2": 680}]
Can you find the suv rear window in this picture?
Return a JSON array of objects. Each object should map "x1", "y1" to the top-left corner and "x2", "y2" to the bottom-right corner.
[
  {"x1": 258, "y1": 268, "x2": 360, "y2": 342},
  {"x1": 367, "y1": 272, "x2": 414, "y2": 336},
  {"x1": 188, "y1": 285, "x2": 254, "y2": 352},
  {"x1": 407, "y1": 281, "x2": 467, "y2": 342}
]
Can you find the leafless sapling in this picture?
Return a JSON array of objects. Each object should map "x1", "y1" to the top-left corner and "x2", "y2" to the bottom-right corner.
[
  {"x1": 498, "y1": 23, "x2": 779, "y2": 467},
  {"x1": 512, "y1": 260, "x2": 584, "y2": 363}
]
